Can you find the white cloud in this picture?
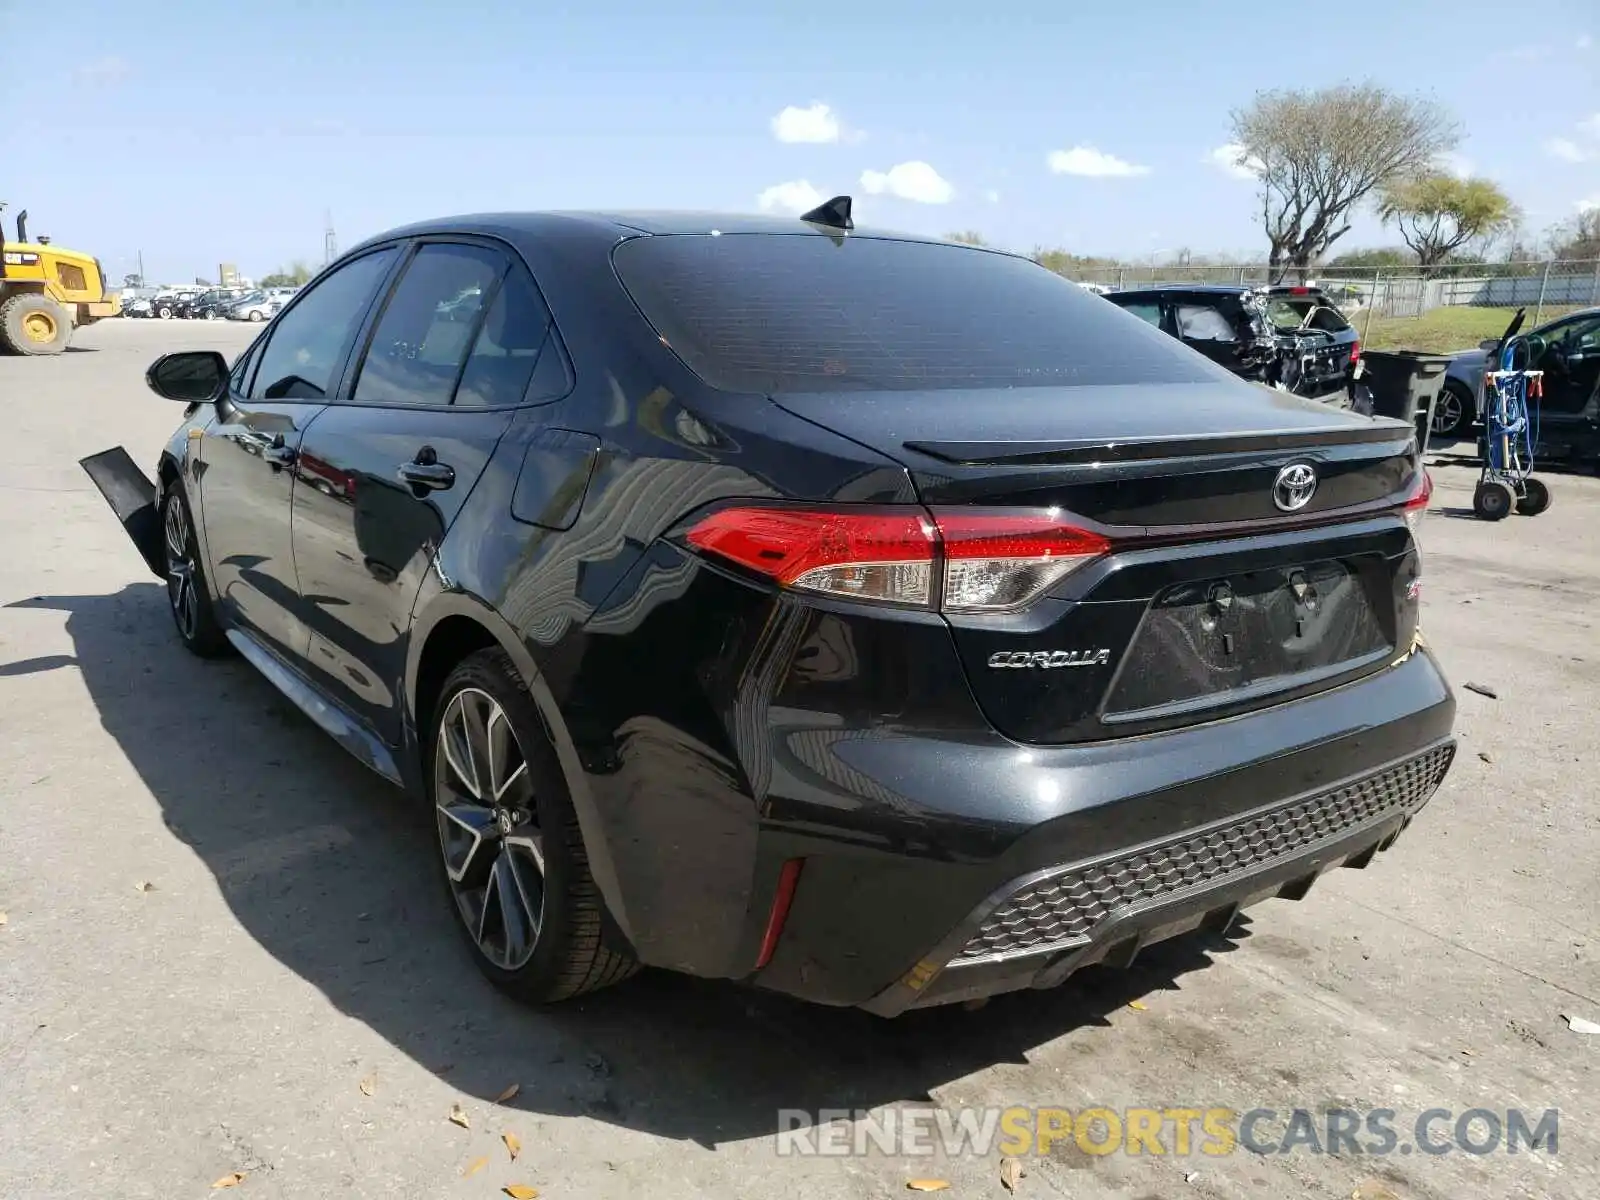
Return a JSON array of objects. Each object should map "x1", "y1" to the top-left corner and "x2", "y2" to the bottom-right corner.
[
  {"x1": 1433, "y1": 151, "x2": 1473, "y2": 179},
  {"x1": 1583, "y1": 112, "x2": 1600, "y2": 137},
  {"x1": 1579, "y1": 195, "x2": 1600, "y2": 214},
  {"x1": 771, "y1": 103, "x2": 841, "y2": 144},
  {"x1": 983, "y1": 189, "x2": 1001, "y2": 204},
  {"x1": 1206, "y1": 143, "x2": 1263, "y2": 180},
  {"x1": 859, "y1": 161, "x2": 954, "y2": 204},
  {"x1": 1546, "y1": 137, "x2": 1590, "y2": 163},
  {"x1": 1047, "y1": 146, "x2": 1151, "y2": 178},
  {"x1": 756, "y1": 180, "x2": 825, "y2": 215}
]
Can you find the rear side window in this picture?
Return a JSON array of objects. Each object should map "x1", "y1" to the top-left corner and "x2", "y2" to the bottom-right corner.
[
  {"x1": 353, "y1": 244, "x2": 506, "y2": 407},
  {"x1": 612, "y1": 235, "x2": 1211, "y2": 394},
  {"x1": 1176, "y1": 303, "x2": 1238, "y2": 342},
  {"x1": 454, "y1": 265, "x2": 559, "y2": 407}
]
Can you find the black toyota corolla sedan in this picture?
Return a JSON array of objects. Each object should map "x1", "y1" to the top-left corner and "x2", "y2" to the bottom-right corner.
[{"x1": 82, "y1": 200, "x2": 1456, "y2": 1015}]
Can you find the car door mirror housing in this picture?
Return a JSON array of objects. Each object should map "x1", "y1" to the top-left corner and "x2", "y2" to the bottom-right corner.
[
  {"x1": 1479, "y1": 339, "x2": 1499, "y2": 351},
  {"x1": 146, "y1": 351, "x2": 229, "y2": 403}
]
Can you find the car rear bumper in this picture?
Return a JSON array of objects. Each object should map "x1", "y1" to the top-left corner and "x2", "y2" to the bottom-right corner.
[
  {"x1": 860, "y1": 739, "x2": 1450, "y2": 1015},
  {"x1": 737, "y1": 644, "x2": 1455, "y2": 1012}
]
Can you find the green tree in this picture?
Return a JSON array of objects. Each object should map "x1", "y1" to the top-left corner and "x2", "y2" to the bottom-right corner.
[
  {"x1": 259, "y1": 260, "x2": 314, "y2": 288},
  {"x1": 1377, "y1": 173, "x2": 1518, "y2": 266},
  {"x1": 1231, "y1": 83, "x2": 1458, "y2": 279},
  {"x1": 1326, "y1": 247, "x2": 1415, "y2": 269},
  {"x1": 946, "y1": 230, "x2": 987, "y2": 245},
  {"x1": 1031, "y1": 248, "x2": 1119, "y2": 276}
]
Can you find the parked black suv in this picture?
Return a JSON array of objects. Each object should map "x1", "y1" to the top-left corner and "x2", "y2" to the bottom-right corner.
[
  {"x1": 1106, "y1": 283, "x2": 1367, "y2": 408},
  {"x1": 81, "y1": 206, "x2": 1455, "y2": 1014},
  {"x1": 176, "y1": 288, "x2": 246, "y2": 320}
]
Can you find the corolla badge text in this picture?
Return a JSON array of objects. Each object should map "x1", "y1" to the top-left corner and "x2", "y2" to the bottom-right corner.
[{"x1": 988, "y1": 649, "x2": 1112, "y2": 670}]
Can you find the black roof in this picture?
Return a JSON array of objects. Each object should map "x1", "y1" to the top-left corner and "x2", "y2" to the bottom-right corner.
[
  {"x1": 347, "y1": 209, "x2": 1002, "y2": 257},
  {"x1": 1113, "y1": 283, "x2": 1250, "y2": 296},
  {"x1": 1112, "y1": 282, "x2": 1334, "y2": 297}
]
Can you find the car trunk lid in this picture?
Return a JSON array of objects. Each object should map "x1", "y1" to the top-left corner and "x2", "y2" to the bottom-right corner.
[
  {"x1": 772, "y1": 382, "x2": 1423, "y2": 744},
  {"x1": 773, "y1": 381, "x2": 1414, "y2": 528}
]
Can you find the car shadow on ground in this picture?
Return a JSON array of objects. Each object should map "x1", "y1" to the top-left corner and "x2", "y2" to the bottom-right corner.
[{"x1": 8, "y1": 583, "x2": 1249, "y2": 1149}]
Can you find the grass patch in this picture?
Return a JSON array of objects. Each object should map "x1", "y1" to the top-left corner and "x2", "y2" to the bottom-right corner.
[{"x1": 1358, "y1": 305, "x2": 1584, "y2": 354}]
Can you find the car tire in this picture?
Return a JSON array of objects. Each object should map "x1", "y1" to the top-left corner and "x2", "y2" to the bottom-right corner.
[
  {"x1": 1472, "y1": 480, "x2": 1515, "y2": 521},
  {"x1": 248, "y1": 310, "x2": 264, "y2": 322},
  {"x1": 157, "y1": 305, "x2": 172, "y2": 319},
  {"x1": 161, "y1": 479, "x2": 229, "y2": 657},
  {"x1": 1515, "y1": 478, "x2": 1551, "y2": 517},
  {"x1": 0, "y1": 293, "x2": 73, "y2": 355},
  {"x1": 429, "y1": 648, "x2": 639, "y2": 1004},
  {"x1": 1432, "y1": 382, "x2": 1473, "y2": 440}
]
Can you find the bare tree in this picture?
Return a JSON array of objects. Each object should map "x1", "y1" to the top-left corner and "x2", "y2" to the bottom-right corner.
[
  {"x1": 945, "y1": 230, "x2": 987, "y2": 246},
  {"x1": 1378, "y1": 173, "x2": 1518, "y2": 265},
  {"x1": 1546, "y1": 209, "x2": 1600, "y2": 260},
  {"x1": 1230, "y1": 83, "x2": 1459, "y2": 280}
]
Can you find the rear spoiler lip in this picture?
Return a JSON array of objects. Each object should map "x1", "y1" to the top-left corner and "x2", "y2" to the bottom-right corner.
[{"x1": 903, "y1": 422, "x2": 1413, "y2": 467}]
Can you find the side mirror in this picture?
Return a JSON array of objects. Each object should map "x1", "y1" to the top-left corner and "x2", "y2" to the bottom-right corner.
[
  {"x1": 1478, "y1": 339, "x2": 1499, "y2": 351},
  {"x1": 146, "y1": 351, "x2": 228, "y2": 403}
]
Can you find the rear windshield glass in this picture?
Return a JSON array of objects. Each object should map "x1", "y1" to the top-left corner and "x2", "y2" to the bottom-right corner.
[
  {"x1": 611, "y1": 234, "x2": 1213, "y2": 394},
  {"x1": 1265, "y1": 295, "x2": 1350, "y2": 333}
]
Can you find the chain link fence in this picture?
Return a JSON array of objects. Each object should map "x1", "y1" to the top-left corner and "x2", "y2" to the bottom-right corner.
[{"x1": 1061, "y1": 260, "x2": 1600, "y2": 329}]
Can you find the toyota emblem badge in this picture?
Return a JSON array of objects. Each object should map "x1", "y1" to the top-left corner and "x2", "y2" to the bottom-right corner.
[{"x1": 1272, "y1": 463, "x2": 1318, "y2": 513}]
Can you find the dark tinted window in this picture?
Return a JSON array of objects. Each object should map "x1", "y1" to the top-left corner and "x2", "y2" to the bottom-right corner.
[
  {"x1": 1116, "y1": 300, "x2": 1163, "y2": 327},
  {"x1": 228, "y1": 340, "x2": 259, "y2": 395},
  {"x1": 353, "y1": 244, "x2": 505, "y2": 407},
  {"x1": 454, "y1": 264, "x2": 558, "y2": 407},
  {"x1": 251, "y1": 249, "x2": 396, "y2": 400},
  {"x1": 612, "y1": 235, "x2": 1209, "y2": 394}
]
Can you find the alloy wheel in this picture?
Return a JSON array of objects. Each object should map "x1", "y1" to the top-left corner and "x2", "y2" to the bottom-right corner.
[
  {"x1": 1432, "y1": 389, "x2": 1465, "y2": 436},
  {"x1": 435, "y1": 687, "x2": 545, "y2": 971},
  {"x1": 163, "y1": 496, "x2": 200, "y2": 641}
]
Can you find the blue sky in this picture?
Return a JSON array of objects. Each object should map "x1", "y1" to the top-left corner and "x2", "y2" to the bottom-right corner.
[{"x1": 7, "y1": 0, "x2": 1597, "y2": 285}]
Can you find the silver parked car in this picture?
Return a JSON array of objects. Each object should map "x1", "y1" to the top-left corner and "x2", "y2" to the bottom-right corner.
[{"x1": 226, "y1": 291, "x2": 282, "y2": 322}]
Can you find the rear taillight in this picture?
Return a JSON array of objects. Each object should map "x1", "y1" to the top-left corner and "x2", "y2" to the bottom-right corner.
[
  {"x1": 685, "y1": 508, "x2": 936, "y2": 606},
  {"x1": 685, "y1": 506, "x2": 1111, "y2": 614},
  {"x1": 934, "y1": 510, "x2": 1111, "y2": 612},
  {"x1": 1401, "y1": 469, "x2": 1432, "y2": 537},
  {"x1": 1350, "y1": 339, "x2": 1361, "y2": 363}
]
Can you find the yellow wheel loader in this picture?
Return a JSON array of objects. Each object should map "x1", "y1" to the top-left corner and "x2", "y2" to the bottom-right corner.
[{"x1": 0, "y1": 207, "x2": 121, "y2": 355}]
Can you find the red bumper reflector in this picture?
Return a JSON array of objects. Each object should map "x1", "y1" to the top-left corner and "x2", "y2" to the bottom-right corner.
[{"x1": 756, "y1": 858, "x2": 805, "y2": 970}]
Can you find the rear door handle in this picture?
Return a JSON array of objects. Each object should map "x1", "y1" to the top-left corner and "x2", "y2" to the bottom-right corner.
[{"x1": 399, "y1": 447, "x2": 455, "y2": 492}]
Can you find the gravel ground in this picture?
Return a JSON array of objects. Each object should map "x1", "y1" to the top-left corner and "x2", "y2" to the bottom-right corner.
[{"x1": 2, "y1": 318, "x2": 1597, "y2": 1199}]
